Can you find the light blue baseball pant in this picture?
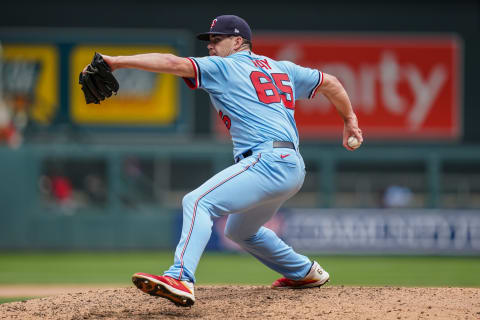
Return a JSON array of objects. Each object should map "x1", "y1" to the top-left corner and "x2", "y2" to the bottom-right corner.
[{"x1": 164, "y1": 142, "x2": 312, "y2": 283}]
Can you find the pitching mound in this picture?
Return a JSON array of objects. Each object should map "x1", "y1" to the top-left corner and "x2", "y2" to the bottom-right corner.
[{"x1": 1, "y1": 286, "x2": 479, "y2": 319}]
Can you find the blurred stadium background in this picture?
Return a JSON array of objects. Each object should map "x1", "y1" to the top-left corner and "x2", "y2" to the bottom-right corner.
[{"x1": 0, "y1": 0, "x2": 479, "y2": 293}]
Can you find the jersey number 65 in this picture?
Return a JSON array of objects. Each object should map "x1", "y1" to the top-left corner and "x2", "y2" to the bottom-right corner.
[{"x1": 249, "y1": 71, "x2": 294, "y2": 110}]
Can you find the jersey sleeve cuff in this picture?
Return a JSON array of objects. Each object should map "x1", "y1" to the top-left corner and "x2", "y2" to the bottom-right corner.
[
  {"x1": 182, "y1": 57, "x2": 201, "y2": 89},
  {"x1": 308, "y1": 71, "x2": 324, "y2": 99}
]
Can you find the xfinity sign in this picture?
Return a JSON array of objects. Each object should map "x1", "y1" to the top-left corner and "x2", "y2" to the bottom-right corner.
[{"x1": 253, "y1": 34, "x2": 461, "y2": 140}]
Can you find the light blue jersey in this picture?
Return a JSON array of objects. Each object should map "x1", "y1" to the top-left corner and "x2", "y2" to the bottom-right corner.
[
  {"x1": 164, "y1": 50, "x2": 324, "y2": 285},
  {"x1": 183, "y1": 50, "x2": 323, "y2": 158},
  {"x1": 134, "y1": 14, "x2": 335, "y2": 304}
]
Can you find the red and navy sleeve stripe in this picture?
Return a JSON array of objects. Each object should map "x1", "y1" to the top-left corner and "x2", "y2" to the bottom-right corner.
[
  {"x1": 182, "y1": 57, "x2": 201, "y2": 89},
  {"x1": 308, "y1": 70, "x2": 324, "y2": 99}
]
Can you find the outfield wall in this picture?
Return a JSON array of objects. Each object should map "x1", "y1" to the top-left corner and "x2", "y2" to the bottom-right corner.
[{"x1": 1, "y1": 143, "x2": 479, "y2": 254}]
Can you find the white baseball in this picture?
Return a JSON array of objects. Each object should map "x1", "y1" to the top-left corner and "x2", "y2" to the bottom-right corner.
[{"x1": 347, "y1": 136, "x2": 361, "y2": 149}]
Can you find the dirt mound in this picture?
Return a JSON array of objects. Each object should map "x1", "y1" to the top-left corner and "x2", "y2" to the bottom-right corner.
[{"x1": 1, "y1": 286, "x2": 479, "y2": 319}]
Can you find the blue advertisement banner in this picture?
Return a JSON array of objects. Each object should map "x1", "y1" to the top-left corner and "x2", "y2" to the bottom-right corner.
[{"x1": 282, "y1": 209, "x2": 480, "y2": 255}]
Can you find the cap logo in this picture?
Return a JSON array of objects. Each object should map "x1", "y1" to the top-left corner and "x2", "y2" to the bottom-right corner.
[
  {"x1": 210, "y1": 19, "x2": 217, "y2": 30},
  {"x1": 234, "y1": 28, "x2": 239, "y2": 33}
]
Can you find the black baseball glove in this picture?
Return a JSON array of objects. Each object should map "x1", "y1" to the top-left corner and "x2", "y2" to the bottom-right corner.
[{"x1": 79, "y1": 52, "x2": 119, "y2": 104}]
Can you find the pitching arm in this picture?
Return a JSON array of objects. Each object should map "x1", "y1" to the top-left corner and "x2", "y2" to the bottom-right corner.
[{"x1": 317, "y1": 73, "x2": 363, "y2": 150}]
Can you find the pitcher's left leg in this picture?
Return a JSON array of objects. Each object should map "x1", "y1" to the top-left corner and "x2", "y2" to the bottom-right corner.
[
  {"x1": 133, "y1": 157, "x2": 266, "y2": 306},
  {"x1": 164, "y1": 155, "x2": 267, "y2": 283}
]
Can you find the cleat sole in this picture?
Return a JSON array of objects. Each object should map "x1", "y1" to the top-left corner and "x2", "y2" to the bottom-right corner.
[{"x1": 132, "y1": 275, "x2": 194, "y2": 307}]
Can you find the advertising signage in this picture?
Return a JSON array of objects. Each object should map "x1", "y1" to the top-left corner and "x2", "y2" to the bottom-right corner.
[
  {"x1": 248, "y1": 34, "x2": 461, "y2": 140},
  {"x1": 1, "y1": 29, "x2": 193, "y2": 133}
]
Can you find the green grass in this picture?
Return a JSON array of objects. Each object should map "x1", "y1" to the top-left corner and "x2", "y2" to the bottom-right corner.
[
  {"x1": 0, "y1": 297, "x2": 34, "y2": 304},
  {"x1": 0, "y1": 252, "x2": 479, "y2": 287}
]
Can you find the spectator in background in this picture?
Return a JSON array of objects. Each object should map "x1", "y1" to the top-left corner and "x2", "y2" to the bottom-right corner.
[
  {"x1": 84, "y1": 174, "x2": 107, "y2": 205},
  {"x1": 0, "y1": 99, "x2": 21, "y2": 148},
  {"x1": 382, "y1": 185, "x2": 413, "y2": 208},
  {"x1": 51, "y1": 174, "x2": 73, "y2": 204}
]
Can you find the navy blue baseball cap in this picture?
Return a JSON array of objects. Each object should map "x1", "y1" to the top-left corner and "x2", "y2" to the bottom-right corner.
[{"x1": 197, "y1": 15, "x2": 252, "y2": 41}]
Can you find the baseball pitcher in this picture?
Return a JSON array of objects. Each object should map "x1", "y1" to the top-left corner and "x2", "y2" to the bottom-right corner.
[{"x1": 82, "y1": 15, "x2": 363, "y2": 307}]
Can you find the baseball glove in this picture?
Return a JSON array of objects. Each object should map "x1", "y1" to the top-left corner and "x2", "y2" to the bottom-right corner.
[{"x1": 79, "y1": 52, "x2": 119, "y2": 104}]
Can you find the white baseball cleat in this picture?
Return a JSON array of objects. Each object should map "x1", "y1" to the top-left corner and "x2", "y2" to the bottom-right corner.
[{"x1": 271, "y1": 261, "x2": 330, "y2": 289}]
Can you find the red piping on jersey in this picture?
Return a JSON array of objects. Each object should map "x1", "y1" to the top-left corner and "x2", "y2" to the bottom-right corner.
[
  {"x1": 182, "y1": 58, "x2": 199, "y2": 89},
  {"x1": 310, "y1": 71, "x2": 324, "y2": 99},
  {"x1": 178, "y1": 153, "x2": 262, "y2": 280}
]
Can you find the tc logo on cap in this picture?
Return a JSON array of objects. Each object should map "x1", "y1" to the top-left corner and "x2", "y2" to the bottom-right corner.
[{"x1": 210, "y1": 19, "x2": 217, "y2": 30}]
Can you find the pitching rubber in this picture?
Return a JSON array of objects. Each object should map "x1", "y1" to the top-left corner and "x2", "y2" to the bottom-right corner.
[{"x1": 131, "y1": 274, "x2": 195, "y2": 307}]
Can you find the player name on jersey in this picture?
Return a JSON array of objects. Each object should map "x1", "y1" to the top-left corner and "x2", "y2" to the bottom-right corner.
[{"x1": 251, "y1": 58, "x2": 272, "y2": 70}]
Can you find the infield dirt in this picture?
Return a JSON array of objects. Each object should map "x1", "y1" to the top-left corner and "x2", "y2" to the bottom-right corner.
[{"x1": 1, "y1": 286, "x2": 479, "y2": 319}]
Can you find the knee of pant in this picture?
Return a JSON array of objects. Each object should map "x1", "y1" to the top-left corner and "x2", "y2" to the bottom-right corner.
[
  {"x1": 182, "y1": 191, "x2": 198, "y2": 209},
  {"x1": 182, "y1": 191, "x2": 214, "y2": 216},
  {"x1": 224, "y1": 225, "x2": 247, "y2": 243}
]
